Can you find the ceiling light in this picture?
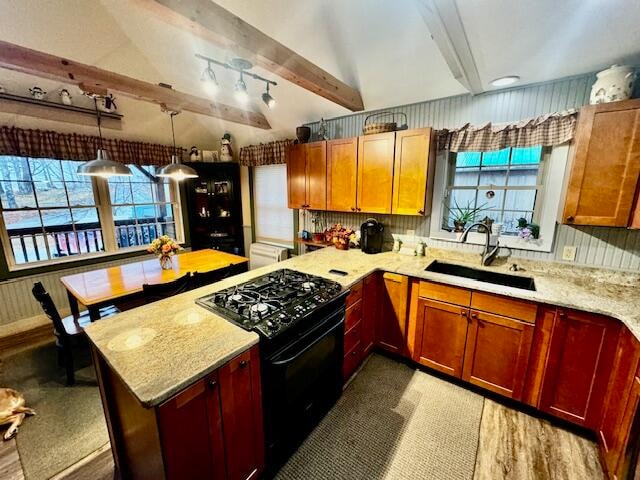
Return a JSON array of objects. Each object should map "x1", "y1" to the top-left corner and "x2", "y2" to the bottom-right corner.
[
  {"x1": 201, "y1": 64, "x2": 219, "y2": 96},
  {"x1": 78, "y1": 97, "x2": 132, "y2": 178},
  {"x1": 490, "y1": 76, "x2": 520, "y2": 87},
  {"x1": 234, "y1": 73, "x2": 249, "y2": 103},
  {"x1": 157, "y1": 112, "x2": 198, "y2": 181},
  {"x1": 262, "y1": 83, "x2": 275, "y2": 109}
]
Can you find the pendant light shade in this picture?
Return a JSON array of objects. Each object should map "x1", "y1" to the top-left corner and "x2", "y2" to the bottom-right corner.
[
  {"x1": 157, "y1": 111, "x2": 198, "y2": 181},
  {"x1": 78, "y1": 96, "x2": 132, "y2": 177},
  {"x1": 77, "y1": 149, "x2": 133, "y2": 177}
]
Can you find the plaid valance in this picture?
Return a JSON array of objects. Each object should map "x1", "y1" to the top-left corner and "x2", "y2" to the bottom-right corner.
[
  {"x1": 239, "y1": 139, "x2": 294, "y2": 166},
  {"x1": 437, "y1": 110, "x2": 578, "y2": 152},
  {"x1": 0, "y1": 126, "x2": 183, "y2": 165}
]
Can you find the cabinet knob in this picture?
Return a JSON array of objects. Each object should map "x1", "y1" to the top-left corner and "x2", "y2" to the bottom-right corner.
[
  {"x1": 566, "y1": 216, "x2": 575, "y2": 223},
  {"x1": 239, "y1": 360, "x2": 248, "y2": 369},
  {"x1": 350, "y1": 207, "x2": 355, "y2": 211},
  {"x1": 418, "y1": 209, "x2": 425, "y2": 215},
  {"x1": 357, "y1": 207, "x2": 362, "y2": 212},
  {"x1": 558, "y1": 310, "x2": 567, "y2": 319},
  {"x1": 351, "y1": 350, "x2": 357, "y2": 356},
  {"x1": 207, "y1": 379, "x2": 217, "y2": 389}
]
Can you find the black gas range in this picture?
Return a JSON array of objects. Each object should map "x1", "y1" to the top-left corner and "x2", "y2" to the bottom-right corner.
[{"x1": 196, "y1": 268, "x2": 347, "y2": 473}]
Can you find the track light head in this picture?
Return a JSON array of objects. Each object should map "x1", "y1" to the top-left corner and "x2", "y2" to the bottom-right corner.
[
  {"x1": 262, "y1": 83, "x2": 276, "y2": 109},
  {"x1": 234, "y1": 74, "x2": 249, "y2": 103},
  {"x1": 201, "y1": 65, "x2": 218, "y2": 96}
]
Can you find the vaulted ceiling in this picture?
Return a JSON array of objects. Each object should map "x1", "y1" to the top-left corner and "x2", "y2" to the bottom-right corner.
[{"x1": 0, "y1": 0, "x2": 638, "y2": 149}]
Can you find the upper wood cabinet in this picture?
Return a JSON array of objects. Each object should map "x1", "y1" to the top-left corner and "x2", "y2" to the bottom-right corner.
[
  {"x1": 357, "y1": 132, "x2": 396, "y2": 214},
  {"x1": 327, "y1": 137, "x2": 358, "y2": 212},
  {"x1": 287, "y1": 141, "x2": 326, "y2": 210},
  {"x1": 563, "y1": 99, "x2": 640, "y2": 227},
  {"x1": 377, "y1": 272, "x2": 409, "y2": 355},
  {"x1": 539, "y1": 308, "x2": 620, "y2": 430},
  {"x1": 392, "y1": 128, "x2": 436, "y2": 216}
]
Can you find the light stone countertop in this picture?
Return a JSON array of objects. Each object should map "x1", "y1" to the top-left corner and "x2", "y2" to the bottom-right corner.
[{"x1": 86, "y1": 246, "x2": 640, "y2": 408}]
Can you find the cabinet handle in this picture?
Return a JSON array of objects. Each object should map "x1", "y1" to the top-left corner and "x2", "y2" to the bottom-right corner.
[
  {"x1": 239, "y1": 359, "x2": 248, "y2": 369},
  {"x1": 207, "y1": 379, "x2": 217, "y2": 389},
  {"x1": 566, "y1": 216, "x2": 575, "y2": 223}
]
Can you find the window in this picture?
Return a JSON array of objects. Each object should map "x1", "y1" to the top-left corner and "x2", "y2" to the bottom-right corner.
[
  {"x1": 0, "y1": 156, "x2": 183, "y2": 268},
  {"x1": 253, "y1": 164, "x2": 293, "y2": 248},
  {"x1": 443, "y1": 146, "x2": 544, "y2": 235}
]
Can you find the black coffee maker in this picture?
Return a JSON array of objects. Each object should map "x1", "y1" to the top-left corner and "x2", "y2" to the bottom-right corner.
[{"x1": 360, "y1": 218, "x2": 384, "y2": 254}]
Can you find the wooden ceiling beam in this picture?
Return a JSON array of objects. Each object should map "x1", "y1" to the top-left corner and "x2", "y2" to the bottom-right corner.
[
  {"x1": 135, "y1": 0, "x2": 365, "y2": 112},
  {"x1": 0, "y1": 40, "x2": 271, "y2": 129}
]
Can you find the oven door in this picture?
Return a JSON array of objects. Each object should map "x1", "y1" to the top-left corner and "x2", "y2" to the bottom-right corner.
[{"x1": 262, "y1": 308, "x2": 344, "y2": 470}]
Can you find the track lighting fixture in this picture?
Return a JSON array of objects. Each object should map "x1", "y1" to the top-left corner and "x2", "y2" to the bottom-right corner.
[{"x1": 195, "y1": 53, "x2": 277, "y2": 107}]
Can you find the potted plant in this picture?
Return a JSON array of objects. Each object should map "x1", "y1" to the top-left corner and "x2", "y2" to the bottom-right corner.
[
  {"x1": 445, "y1": 199, "x2": 488, "y2": 232},
  {"x1": 328, "y1": 223, "x2": 356, "y2": 250},
  {"x1": 147, "y1": 235, "x2": 181, "y2": 270}
]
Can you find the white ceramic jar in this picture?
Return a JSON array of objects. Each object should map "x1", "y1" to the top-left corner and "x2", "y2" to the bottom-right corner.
[{"x1": 590, "y1": 65, "x2": 636, "y2": 104}]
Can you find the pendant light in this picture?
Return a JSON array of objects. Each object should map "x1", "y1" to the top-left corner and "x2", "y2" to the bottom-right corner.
[
  {"x1": 156, "y1": 111, "x2": 198, "y2": 181},
  {"x1": 77, "y1": 97, "x2": 132, "y2": 177}
]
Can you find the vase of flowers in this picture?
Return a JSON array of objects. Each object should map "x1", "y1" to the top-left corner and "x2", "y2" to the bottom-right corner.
[
  {"x1": 147, "y1": 235, "x2": 180, "y2": 270},
  {"x1": 328, "y1": 223, "x2": 355, "y2": 250}
]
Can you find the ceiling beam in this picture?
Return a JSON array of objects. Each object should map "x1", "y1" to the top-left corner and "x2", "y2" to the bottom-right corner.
[
  {"x1": 0, "y1": 40, "x2": 271, "y2": 129},
  {"x1": 134, "y1": 0, "x2": 365, "y2": 112},
  {"x1": 416, "y1": 0, "x2": 483, "y2": 95}
]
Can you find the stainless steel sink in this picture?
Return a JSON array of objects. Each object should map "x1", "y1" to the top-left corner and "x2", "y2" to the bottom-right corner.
[{"x1": 425, "y1": 261, "x2": 536, "y2": 291}]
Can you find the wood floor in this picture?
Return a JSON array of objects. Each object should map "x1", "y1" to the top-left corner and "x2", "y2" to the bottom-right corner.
[{"x1": 0, "y1": 374, "x2": 604, "y2": 480}]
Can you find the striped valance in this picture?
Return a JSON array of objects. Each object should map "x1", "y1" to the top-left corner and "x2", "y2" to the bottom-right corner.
[
  {"x1": 437, "y1": 110, "x2": 578, "y2": 152},
  {"x1": 239, "y1": 139, "x2": 294, "y2": 166},
  {"x1": 0, "y1": 126, "x2": 182, "y2": 166}
]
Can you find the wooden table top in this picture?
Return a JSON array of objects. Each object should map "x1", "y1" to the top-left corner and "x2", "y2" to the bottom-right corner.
[{"x1": 60, "y1": 249, "x2": 248, "y2": 306}]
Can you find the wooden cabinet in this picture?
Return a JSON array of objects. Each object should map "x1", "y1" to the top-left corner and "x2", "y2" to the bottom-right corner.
[
  {"x1": 539, "y1": 308, "x2": 621, "y2": 429},
  {"x1": 287, "y1": 141, "x2": 326, "y2": 210},
  {"x1": 357, "y1": 132, "x2": 395, "y2": 214},
  {"x1": 392, "y1": 128, "x2": 436, "y2": 215},
  {"x1": 462, "y1": 310, "x2": 533, "y2": 400},
  {"x1": 563, "y1": 99, "x2": 640, "y2": 227},
  {"x1": 361, "y1": 273, "x2": 378, "y2": 357},
  {"x1": 327, "y1": 137, "x2": 358, "y2": 212},
  {"x1": 613, "y1": 373, "x2": 640, "y2": 480},
  {"x1": 376, "y1": 273, "x2": 409, "y2": 355},
  {"x1": 413, "y1": 298, "x2": 468, "y2": 377}
]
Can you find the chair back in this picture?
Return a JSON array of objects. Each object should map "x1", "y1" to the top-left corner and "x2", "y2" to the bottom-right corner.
[
  {"x1": 143, "y1": 273, "x2": 192, "y2": 303},
  {"x1": 32, "y1": 282, "x2": 66, "y2": 338},
  {"x1": 191, "y1": 265, "x2": 234, "y2": 289}
]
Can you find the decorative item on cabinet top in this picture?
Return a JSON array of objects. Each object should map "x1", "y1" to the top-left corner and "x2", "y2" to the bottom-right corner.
[
  {"x1": 362, "y1": 111, "x2": 408, "y2": 135},
  {"x1": 590, "y1": 65, "x2": 636, "y2": 105}
]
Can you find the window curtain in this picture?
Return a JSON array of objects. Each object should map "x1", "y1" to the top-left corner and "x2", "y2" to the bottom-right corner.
[
  {"x1": 0, "y1": 126, "x2": 182, "y2": 165},
  {"x1": 437, "y1": 110, "x2": 578, "y2": 152},
  {"x1": 239, "y1": 139, "x2": 294, "y2": 166}
]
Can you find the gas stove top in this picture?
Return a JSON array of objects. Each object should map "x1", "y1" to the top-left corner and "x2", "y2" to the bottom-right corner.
[{"x1": 196, "y1": 268, "x2": 344, "y2": 338}]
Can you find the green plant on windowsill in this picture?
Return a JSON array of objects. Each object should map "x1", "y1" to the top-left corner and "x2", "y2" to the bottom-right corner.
[{"x1": 445, "y1": 199, "x2": 489, "y2": 232}]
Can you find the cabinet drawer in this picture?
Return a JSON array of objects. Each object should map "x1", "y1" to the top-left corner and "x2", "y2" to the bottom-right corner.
[
  {"x1": 418, "y1": 281, "x2": 471, "y2": 306},
  {"x1": 344, "y1": 321, "x2": 362, "y2": 354},
  {"x1": 346, "y1": 281, "x2": 363, "y2": 307},
  {"x1": 345, "y1": 299, "x2": 363, "y2": 332},
  {"x1": 471, "y1": 291, "x2": 537, "y2": 323},
  {"x1": 343, "y1": 342, "x2": 363, "y2": 381}
]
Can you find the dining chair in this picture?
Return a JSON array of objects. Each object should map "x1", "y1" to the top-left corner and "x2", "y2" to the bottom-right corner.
[
  {"x1": 142, "y1": 273, "x2": 192, "y2": 303},
  {"x1": 191, "y1": 263, "x2": 248, "y2": 289},
  {"x1": 31, "y1": 282, "x2": 120, "y2": 386}
]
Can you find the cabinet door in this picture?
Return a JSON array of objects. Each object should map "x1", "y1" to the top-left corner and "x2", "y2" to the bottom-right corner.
[
  {"x1": 539, "y1": 309, "x2": 621, "y2": 429},
  {"x1": 414, "y1": 298, "x2": 469, "y2": 378},
  {"x1": 305, "y1": 141, "x2": 327, "y2": 210},
  {"x1": 563, "y1": 99, "x2": 640, "y2": 226},
  {"x1": 462, "y1": 311, "x2": 533, "y2": 400},
  {"x1": 287, "y1": 144, "x2": 307, "y2": 209},
  {"x1": 357, "y1": 132, "x2": 395, "y2": 214},
  {"x1": 158, "y1": 374, "x2": 226, "y2": 480},
  {"x1": 327, "y1": 138, "x2": 358, "y2": 212},
  {"x1": 614, "y1": 375, "x2": 640, "y2": 480},
  {"x1": 361, "y1": 273, "x2": 378, "y2": 357},
  {"x1": 599, "y1": 329, "x2": 640, "y2": 475},
  {"x1": 219, "y1": 348, "x2": 264, "y2": 480},
  {"x1": 392, "y1": 128, "x2": 435, "y2": 215},
  {"x1": 377, "y1": 273, "x2": 409, "y2": 355}
]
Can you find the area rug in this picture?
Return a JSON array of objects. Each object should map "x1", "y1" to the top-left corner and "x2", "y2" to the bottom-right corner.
[
  {"x1": 0, "y1": 342, "x2": 109, "y2": 480},
  {"x1": 275, "y1": 354, "x2": 485, "y2": 480}
]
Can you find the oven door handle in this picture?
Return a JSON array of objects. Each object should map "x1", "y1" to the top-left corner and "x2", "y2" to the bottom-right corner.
[{"x1": 271, "y1": 317, "x2": 344, "y2": 366}]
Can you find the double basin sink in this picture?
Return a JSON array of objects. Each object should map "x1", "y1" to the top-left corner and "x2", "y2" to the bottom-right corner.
[{"x1": 425, "y1": 260, "x2": 536, "y2": 291}]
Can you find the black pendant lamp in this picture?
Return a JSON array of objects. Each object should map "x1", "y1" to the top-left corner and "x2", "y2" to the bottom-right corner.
[
  {"x1": 156, "y1": 111, "x2": 198, "y2": 181},
  {"x1": 77, "y1": 97, "x2": 132, "y2": 177}
]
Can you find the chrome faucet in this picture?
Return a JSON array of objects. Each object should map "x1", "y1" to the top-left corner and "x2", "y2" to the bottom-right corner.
[{"x1": 459, "y1": 222, "x2": 500, "y2": 266}]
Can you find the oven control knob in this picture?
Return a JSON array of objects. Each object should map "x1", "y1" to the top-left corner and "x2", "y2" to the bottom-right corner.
[{"x1": 266, "y1": 320, "x2": 278, "y2": 331}]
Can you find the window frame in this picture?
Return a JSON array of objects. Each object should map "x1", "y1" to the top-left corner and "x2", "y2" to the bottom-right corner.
[
  {"x1": 0, "y1": 157, "x2": 184, "y2": 271},
  {"x1": 429, "y1": 144, "x2": 569, "y2": 252}
]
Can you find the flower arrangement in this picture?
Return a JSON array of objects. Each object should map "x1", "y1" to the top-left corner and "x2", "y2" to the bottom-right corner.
[
  {"x1": 147, "y1": 235, "x2": 180, "y2": 269},
  {"x1": 516, "y1": 218, "x2": 540, "y2": 241},
  {"x1": 328, "y1": 223, "x2": 356, "y2": 250}
]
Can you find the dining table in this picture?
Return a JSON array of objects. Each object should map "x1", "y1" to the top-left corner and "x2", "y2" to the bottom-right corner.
[{"x1": 60, "y1": 249, "x2": 249, "y2": 321}]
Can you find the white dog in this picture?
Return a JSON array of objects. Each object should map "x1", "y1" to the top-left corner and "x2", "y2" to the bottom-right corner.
[{"x1": 0, "y1": 388, "x2": 36, "y2": 440}]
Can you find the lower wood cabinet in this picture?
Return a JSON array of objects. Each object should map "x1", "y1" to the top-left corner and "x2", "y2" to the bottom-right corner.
[
  {"x1": 613, "y1": 374, "x2": 640, "y2": 479},
  {"x1": 377, "y1": 273, "x2": 409, "y2": 355},
  {"x1": 361, "y1": 273, "x2": 378, "y2": 357},
  {"x1": 538, "y1": 308, "x2": 621, "y2": 430},
  {"x1": 462, "y1": 310, "x2": 533, "y2": 400},
  {"x1": 413, "y1": 298, "x2": 468, "y2": 378}
]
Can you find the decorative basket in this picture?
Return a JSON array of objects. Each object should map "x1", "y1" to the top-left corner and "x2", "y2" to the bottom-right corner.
[{"x1": 362, "y1": 111, "x2": 408, "y2": 135}]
